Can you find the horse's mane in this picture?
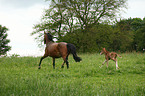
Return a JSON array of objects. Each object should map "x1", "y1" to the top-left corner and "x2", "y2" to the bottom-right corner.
[{"x1": 46, "y1": 33, "x2": 54, "y2": 42}]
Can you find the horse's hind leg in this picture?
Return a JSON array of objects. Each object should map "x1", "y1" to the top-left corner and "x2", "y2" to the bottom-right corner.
[
  {"x1": 66, "y1": 60, "x2": 69, "y2": 69},
  {"x1": 65, "y1": 55, "x2": 69, "y2": 69},
  {"x1": 61, "y1": 61, "x2": 65, "y2": 68},
  {"x1": 62, "y1": 55, "x2": 69, "y2": 69},
  {"x1": 61, "y1": 60, "x2": 69, "y2": 69}
]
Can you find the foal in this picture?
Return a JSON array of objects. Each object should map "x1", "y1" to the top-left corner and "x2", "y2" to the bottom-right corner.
[
  {"x1": 100, "y1": 48, "x2": 122, "y2": 69},
  {"x1": 38, "y1": 32, "x2": 82, "y2": 69}
]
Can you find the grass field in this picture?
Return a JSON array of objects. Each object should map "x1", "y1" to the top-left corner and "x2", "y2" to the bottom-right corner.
[{"x1": 0, "y1": 53, "x2": 144, "y2": 96}]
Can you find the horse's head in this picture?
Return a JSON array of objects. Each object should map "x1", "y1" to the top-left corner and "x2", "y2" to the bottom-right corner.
[
  {"x1": 44, "y1": 31, "x2": 53, "y2": 44},
  {"x1": 100, "y1": 48, "x2": 106, "y2": 55}
]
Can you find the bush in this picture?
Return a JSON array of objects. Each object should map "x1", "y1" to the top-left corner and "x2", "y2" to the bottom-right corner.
[{"x1": 59, "y1": 24, "x2": 133, "y2": 52}]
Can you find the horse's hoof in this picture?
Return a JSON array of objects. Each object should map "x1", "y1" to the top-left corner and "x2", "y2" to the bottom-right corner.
[
  {"x1": 38, "y1": 66, "x2": 41, "y2": 69},
  {"x1": 61, "y1": 66, "x2": 64, "y2": 68}
]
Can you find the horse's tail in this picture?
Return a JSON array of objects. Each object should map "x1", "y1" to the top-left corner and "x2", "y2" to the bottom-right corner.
[
  {"x1": 67, "y1": 43, "x2": 82, "y2": 62},
  {"x1": 117, "y1": 54, "x2": 122, "y2": 58}
]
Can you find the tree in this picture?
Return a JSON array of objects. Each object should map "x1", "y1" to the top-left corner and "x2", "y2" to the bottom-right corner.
[
  {"x1": 115, "y1": 17, "x2": 145, "y2": 52},
  {"x1": 0, "y1": 25, "x2": 11, "y2": 56},
  {"x1": 60, "y1": 24, "x2": 115, "y2": 52},
  {"x1": 32, "y1": 0, "x2": 127, "y2": 47},
  {"x1": 133, "y1": 18, "x2": 145, "y2": 51},
  {"x1": 112, "y1": 18, "x2": 134, "y2": 52}
]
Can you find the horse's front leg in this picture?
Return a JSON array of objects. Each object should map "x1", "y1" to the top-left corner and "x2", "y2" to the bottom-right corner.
[
  {"x1": 53, "y1": 58, "x2": 55, "y2": 69},
  {"x1": 38, "y1": 56, "x2": 47, "y2": 69}
]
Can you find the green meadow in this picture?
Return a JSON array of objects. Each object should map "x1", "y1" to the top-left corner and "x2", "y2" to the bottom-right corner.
[{"x1": 0, "y1": 53, "x2": 144, "y2": 96}]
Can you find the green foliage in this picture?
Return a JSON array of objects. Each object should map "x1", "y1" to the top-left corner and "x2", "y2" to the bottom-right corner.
[
  {"x1": 112, "y1": 25, "x2": 134, "y2": 52},
  {"x1": 32, "y1": 0, "x2": 127, "y2": 47},
  {"x1": 116, "y1": 17, "x2": 145, "y2": 52},
  {"x1": 0, "y1": 53, "x2": 144, "y2": 96},
  {"x1": 133, "y1": 18, "x2": 145, "y2": 51},
  {"x1": 59, "y1": 23, "x2": 134, "y2": 52},
  {"x1": 135, "y1": 24, "x2": 145, "y2": 51},
  {"x1": 0, "y1": 25, "x2": 11, "y2": 56},
  {"x1": 59, "y1": 24, "x2": 112, "y2": 52}
]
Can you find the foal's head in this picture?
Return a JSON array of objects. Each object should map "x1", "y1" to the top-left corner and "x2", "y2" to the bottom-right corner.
[
  {"x1": 44, "y1": 32, "x2": 53, "y2": 44},
  {"x1": 100, "y1": 48, "x2": 107, "y2": 55}
]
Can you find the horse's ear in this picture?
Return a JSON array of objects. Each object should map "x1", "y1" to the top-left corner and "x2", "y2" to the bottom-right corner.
[
  {"x1": 44, "y1": 39, "x2": 46, "y2": 44},
  {"x1": 44, "y1": 31, "x2": 46, "y2": 34}
]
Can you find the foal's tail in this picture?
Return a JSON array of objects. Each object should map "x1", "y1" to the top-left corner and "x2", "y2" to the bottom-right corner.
[{"x1": 67, "y1": 43, "x2": 82, "y2": 62}]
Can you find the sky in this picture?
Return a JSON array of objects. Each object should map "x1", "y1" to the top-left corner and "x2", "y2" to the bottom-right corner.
[{"x1": 0, "y1": 0, "x2": 145, "y2": 56}]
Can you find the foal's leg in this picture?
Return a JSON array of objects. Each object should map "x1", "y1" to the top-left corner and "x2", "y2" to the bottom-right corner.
[
  {"x1": 102, "y1": 60, "x2": 107, "y2": 65},
  {"x1": 106, "y1": 61, "x2": 109, "y2": 68},
  {"x1": 101, "y1": 60, "x2": 107, "y2": 68},
  {"x1": 115, "y1": 61, "x2": 118, "y2": 69},
  {"x1": 112, "y1": 58, "x2": 119, "y2": 69}
]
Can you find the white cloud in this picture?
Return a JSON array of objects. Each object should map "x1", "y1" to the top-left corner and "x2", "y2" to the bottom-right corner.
[
  {"x1": 122, "y1": 0, "x2": 145, "y2": 19},
  {"x1": 0, "y1": 3, "x2": 47, "y2": 56},
  {"x1": 0, "y1": 0, "x2": 46, "y2": 8}
]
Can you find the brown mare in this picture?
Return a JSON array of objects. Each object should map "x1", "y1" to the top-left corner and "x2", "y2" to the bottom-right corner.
[
  {"x1": 38, "y1": 32, "x2": 82, "y2": 69},
  {"x1": 100, "y1": 48, "x2": 122, "y2": 69}
]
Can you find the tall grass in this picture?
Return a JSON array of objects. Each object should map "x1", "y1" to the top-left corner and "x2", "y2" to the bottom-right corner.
[{"x1": 0, "y1": 53, "x2": 144, "y2": 96}]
